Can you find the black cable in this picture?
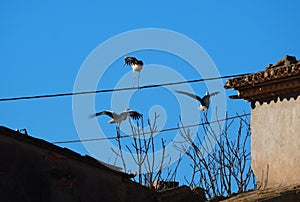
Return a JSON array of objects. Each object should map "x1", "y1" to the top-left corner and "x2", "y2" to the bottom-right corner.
[
  {"x1": 52, "y1": 113, "x2": 250, "y2": 144},
  {"x1": 0, "y1": 73, "x2": 250, "y2": 102}
]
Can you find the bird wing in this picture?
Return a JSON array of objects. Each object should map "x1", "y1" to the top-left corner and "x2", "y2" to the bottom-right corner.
[
  {"x1": 90, "y1": 110, "x2": 115, "y2": 118},
  {"x1": 128, "y1": 110, "x2": 143, "y2": 120},
  {"x1": 136, "y1": 59, "x2": 143, "y2": 65},
  {"x1": 124, "y1": 56, "x2": 138, "y2": 66},
  {"x1": 209, "y1": 91, "x2": 220, "y2": 97},
  {"x1": 175, "y1": 90, "x2": 203, "y2": 102}
]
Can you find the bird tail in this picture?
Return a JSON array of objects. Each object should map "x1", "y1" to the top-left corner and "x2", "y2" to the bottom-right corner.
[{"x1": 198, "y1": 106, "x2": 207, "y2": 111}]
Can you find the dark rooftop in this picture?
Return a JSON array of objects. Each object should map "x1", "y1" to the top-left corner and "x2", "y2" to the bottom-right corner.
[{"x1": 0, "y1": 126, "x2": 126, "y2": 177}]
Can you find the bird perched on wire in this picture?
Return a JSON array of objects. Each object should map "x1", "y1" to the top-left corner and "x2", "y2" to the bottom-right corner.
[
  {"x1": 175, "y1": 90, "x2": 220, "y2": 111},
  {"x1": 90, "y1": 108, "x2": 143, "y2": 138},
  {"x1": 124, "y1": 56, "x2": 144, "y2": 88}
]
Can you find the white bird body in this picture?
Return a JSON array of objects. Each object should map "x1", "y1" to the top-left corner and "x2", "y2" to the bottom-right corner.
[
  {"x1": 91, "y1": 109, "x2": 142, "y2": 124},
  {"x1": 124, "y1": 56, "x2": 144, "y2": 87},
  {"x1": 90, "y1": 108, "x2": 143, "y2": 138},
  {"x1": 107, "y1": 111, "x2": 131, "y2": 124},
  {"x1": 176, "y1": 90, "x2": 220, "y2": 111},
  {"x1": 131, "y1": 63, "x2": 143, "y2": 72}
]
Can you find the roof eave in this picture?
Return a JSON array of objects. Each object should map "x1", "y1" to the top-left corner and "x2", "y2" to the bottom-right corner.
[{"x1": 226, "y1": 74, "x2": 300, "y2": 102}]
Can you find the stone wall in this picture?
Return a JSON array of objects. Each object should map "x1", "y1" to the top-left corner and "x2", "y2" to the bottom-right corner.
[{"x1": 251, "y1": 97, "x2": 300, "y2": 188}]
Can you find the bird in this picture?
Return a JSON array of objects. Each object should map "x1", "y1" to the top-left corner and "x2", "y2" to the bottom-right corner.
[
  {"x1": 90, "y1": 108, "x2": 143, "y2": 138},
  {"x1": 124, "y1": 56, "x2": 144, "y2": 88},
  {"x1": 175, "y1": 90, "x2": 220, "y2": 111}
]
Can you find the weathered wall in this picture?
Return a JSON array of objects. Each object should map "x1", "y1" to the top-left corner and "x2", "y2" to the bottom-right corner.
[{"x1": 251, "y1": 97, "x2": 300, "y2": 188}]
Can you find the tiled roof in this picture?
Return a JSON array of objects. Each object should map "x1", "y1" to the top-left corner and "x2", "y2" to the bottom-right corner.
[
  {"x1": 225, "y1": 55, "x2": 300, "y2": 90},
  {"x1": 224, "y1": 55, "x2": 300, "y2": 103}
]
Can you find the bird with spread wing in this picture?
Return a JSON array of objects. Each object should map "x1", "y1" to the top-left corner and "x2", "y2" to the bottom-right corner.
[
  {"x1": 175, "y1": 90, "x2": 220, "y2": 111},
  {"x1": 124, "y1": 56, "x2": 144, "y2": 88},
  {"x1": 90, "y1": 108, "x2": 143, "y2": 138}
]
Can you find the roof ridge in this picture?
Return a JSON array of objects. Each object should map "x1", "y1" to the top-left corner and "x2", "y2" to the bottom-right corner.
[{"x1": 266, "y1": 55, "x2": 298, "y2": 70}]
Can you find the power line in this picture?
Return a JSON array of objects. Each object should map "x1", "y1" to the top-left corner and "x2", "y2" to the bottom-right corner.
[
  {"x1": 0, "y1": 73, "x2": 250, "y2": 102},
  {"x1": 52, "y1": 113, "x2": 250, "y2": 144}
]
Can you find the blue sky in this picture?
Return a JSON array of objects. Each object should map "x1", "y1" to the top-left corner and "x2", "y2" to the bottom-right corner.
[{"x1": 1, "y1": 0, "x2": 299, "y2": 182}]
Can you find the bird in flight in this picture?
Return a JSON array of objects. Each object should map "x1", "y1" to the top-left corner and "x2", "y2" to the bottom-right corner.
[
  {"x1": 90, "y1": 108, "x2": 143, "y2": 138},
  {"x1": 175, "y1": 90, "x2": 220, "y2": 111},
  {"x1": 124, "y1": 56, "x2": 144, "y2": 88}
]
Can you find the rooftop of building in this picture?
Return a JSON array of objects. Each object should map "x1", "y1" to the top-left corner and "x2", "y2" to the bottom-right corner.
[{"x1": 224, "y1": 55, "x2": 300, "y2": 104}]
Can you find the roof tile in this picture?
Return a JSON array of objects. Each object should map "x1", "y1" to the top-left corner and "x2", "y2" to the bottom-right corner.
[{"x1": 224, "y1": 55, "x2": 300, "y2": 90}]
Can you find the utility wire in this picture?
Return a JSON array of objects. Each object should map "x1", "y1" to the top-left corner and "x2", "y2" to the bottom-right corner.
[
  {"x1": 0, "y1": 73, "x2": 250, "y2": 102},
  {"x1": 52, "y1": 113, "x2": 250, "y2": 144}
]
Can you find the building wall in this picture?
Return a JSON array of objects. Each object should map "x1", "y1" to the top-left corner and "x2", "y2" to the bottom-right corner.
[{"x1": 251, "y1": 97, "x2": 300, "y2": 188}]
